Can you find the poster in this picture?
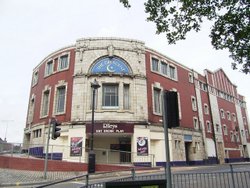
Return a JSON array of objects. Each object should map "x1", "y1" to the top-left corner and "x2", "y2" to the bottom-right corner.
[
  {"x1": 137, "y1": 137, "x2": 148, "y2": 156},
  {"x1": 70, "y1": 137, "x2": 83, "y2": 156}
]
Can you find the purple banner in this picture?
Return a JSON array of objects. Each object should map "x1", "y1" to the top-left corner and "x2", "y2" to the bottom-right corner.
[{"x1": 137, "y1": 137, "x2": 148, "y2": 156}]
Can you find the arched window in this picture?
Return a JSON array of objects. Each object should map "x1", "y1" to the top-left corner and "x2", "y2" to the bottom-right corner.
[{"x1": 90, "y1": 56, "x2": 132, "y2": 75}]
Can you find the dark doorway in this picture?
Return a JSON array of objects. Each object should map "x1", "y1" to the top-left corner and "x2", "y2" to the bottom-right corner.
[
  {"x1": 185, "y1": 142, "x2": 192, "y2": 165},
  {"x1": 119, "y1": 138, "x2": 131, "y2": 163}
]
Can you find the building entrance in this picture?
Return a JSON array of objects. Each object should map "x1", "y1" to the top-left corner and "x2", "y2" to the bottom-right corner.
[
  {"x1": 93, "y1": 135, "x2": 132, "y2": 164},
  {"x1": 119, "y1": 138, "x2": 131, "y2": 163},
  {"x1": 185, "y1": 142, "x2": 192, "y2": 164}
]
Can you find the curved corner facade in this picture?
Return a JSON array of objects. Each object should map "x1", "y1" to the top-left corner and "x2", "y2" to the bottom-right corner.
[{"x1": 23, "y1": 37, "x2": 250, "y2": 166}]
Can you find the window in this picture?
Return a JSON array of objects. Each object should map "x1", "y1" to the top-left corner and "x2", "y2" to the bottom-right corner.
[
  {"x1": 123, "y1": 84, "x2": 130, "y2": 110},
  {"x1": 227, "y1": 111, "x2": 231, "y2": 121},
  {"x1": 191, "y1": 96, "x2": 197, "y2": 111},
  {"x1": 102, "y1": 84, "x2": 119, "y2": 108},
  {"x1": 235, "y1": 132, "x2": 240, "y2": 142},
  {"x1": 243, "y1": 117, "x2": 246, "y2": 125},
  {"x1": 41, "y1": 90, "x2": 50, "y2": 117},
  {"x1": 193, "y1": 117, "x2": 199, "y2": 130},
  {"x1": 241, "y1": 130, "x2": 244, "y2": 137},
  {"x1": 204, "y1": 104, "x2": 209, "y2": 115},
  {"x1": 33, "y1": 129, "x2": 42, "y2": 138},
  {"x1": 216, "y1": 124, "x2": 220, "y2": 133},
  {"x1": 169, "y1": 65, "x2": 176, "y2": 79},
  {"x1": 230, "y1": 131, "x2": 234, "y2": 142},
  {"x1": 55, "y1": 86, "x2": 66, "y2": 113},
  {"x1": 32, "y1": 71, "x2": 38, "y2": 86},
  {"x1": 58, "y1": 54, "x2": 69, "y2": 70},
  {"x1": 188, "y1": 73, "x2": 194, "y2": 83},
  {"x1": 45, "y1": 60, "x2": 53, "y2": 76},
  {"x1": 175, "y1": 140, "x2": 181, "y2": 150},
  {"x1": 223, "y1": 125, "x2": 228, "y2": 135},
  {"x1": 153, "y1": 88, "x2": 161, "y2": 114},
  {"x1": 220, "y1": 109, "x2": 225, "y2": 119},
  {"x1": 206, "y1": 121, "x2": 211, "y2": 132},
  {"x1": 202, "y1": 83, "x2": 208, "y2": 91},
  {"x1": 246, "y1": 130, "x2": 249, "y2": 139},
  {"x1": 152, "y1": 57, "x2": 159, "y2": 72},
  {"x1": 161, "y1": 62, "x2": 168, "y2": 75},
  {"x1": 195, "y1": 142, "x2": 200, "y2": 152},
  {"x1": 28, "y1": 97, "x2": 35, "y2": 123},
  {"x1": 232, "y1": 113, "x2": 237, "y2": 122}
]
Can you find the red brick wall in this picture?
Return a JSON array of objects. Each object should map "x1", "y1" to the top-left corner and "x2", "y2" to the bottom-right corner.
[
  {"x1": 228, "y1": 150, "x2": 241, "y2": 158},
  {"x1": 27, "y1": 48, "x2": 75, "y2": 127},
  {"x1": 145, "y1": 51, "x2": 198, "y2": 129},
  {"x1": 0, "y1": 156, "x2": 134, "y2": 172}
]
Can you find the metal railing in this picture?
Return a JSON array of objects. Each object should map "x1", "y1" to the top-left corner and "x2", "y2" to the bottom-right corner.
[
  {"x1": 171, "y1": 171, "x2": 250, "y2": 188},
  {"x1": 83, "y1": 164, "x2": 250, "y2": 188},
  {"x1": 0, "y1": 142, "x2": 154, "y2": 166}
]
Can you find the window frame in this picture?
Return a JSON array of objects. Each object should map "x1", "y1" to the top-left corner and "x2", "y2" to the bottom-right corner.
[
  {"x1": 216, "y1": 124, "x2": 220, "y2": 133},
  {"x1": 227, "y1": 111, "x2": 231, "y2": 121},
  {"x1": 174, "y1": 140, "x2": 181, "y2": 150},
  {"x1": 220, "y1": 109, "x2": 225, "y2": 119},
  {"x1": 188, "y1": 73, "x2": 194, "y2": 83},
  {"x1": 45, "y1": 60, "x2": 54, "y2": 77},
  {"x1": 169, "y1": 64, "x2": 177, "y2": 80},
  {"x1": 161, "y1": 61, "x2": 168, "y2": 76},
  {"x1": 40, "y1": 89, "x2": 50, "y2": 118},
  {"x1": 153, "y1": 87, "x2": 162, "y2": 115},
  {"x1": 204, "y1": 104, "x2": 209, "y2": 115},
  {"x1": 191, "y1": 96, "x2": 197, "y2": 111},
  {"x1": 223, "y1": 124, "x2": 228, "y2": 135},
  {"x1": 32, "y1": 70, "x2": 39, "y2": 86},
  {"x1": 150, "y1": 55, "x2": 178, "y2": 81},
  {"x1": 28, "y1": 95, "x2": 35, "y2": 123},
  {"x1": 54, "y1": 83, "x2": 67, "y2": 115},
  {"x1": 151, "y1": 57, "x2": 159, "y2": 72},
  {"x1": 58, "y1": 53, "x2": 70, "y2": 71},
  {"x1": 232, "y1": 113, "x2": 237, "y2": 122},
  {"x1": 246, "y1": 130, "x2": 249, "y2": 139},
  {"x1": 102, "y1": 84, "x2": 119, "y2": 109},
  {"x1": 230, "y1": 131, "x2": 234, "y2": 142},
  {"x1": 193, "y1": 117, "x2": 199, "y2": 130},
  {"x1": 206, "y1": 121, "x2": 212, "y2": 132},
  {"x1": 123, "y1": 84, "x2": 130, "y2": 110}
]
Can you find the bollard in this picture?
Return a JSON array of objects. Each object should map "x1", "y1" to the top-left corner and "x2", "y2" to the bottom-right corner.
[
  {"x1": 131, "y1": 168, "x2": 136, "y2": 181},
  {"x1": 86, "y1": 174, "x2": 89, "y2": 187}
]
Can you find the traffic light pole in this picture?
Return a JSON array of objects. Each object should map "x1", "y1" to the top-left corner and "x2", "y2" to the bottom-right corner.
[
  {"x1": 44, "y1": 120, "x2": 51, "y2": 179},
  {"x1": 163, "y1": 92, "x2": 172, "y2": 188}
]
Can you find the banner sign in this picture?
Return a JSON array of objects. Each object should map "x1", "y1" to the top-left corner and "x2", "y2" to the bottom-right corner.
[
  {"x1": 70, "y1": 137, "x2": 83, "y2": 156},
  {"x1": 86, "y1": 123, "x2": 134, "y2": 134},
  {"x1": 137, "y1": 137, "x2": 148, "y2": 156}
]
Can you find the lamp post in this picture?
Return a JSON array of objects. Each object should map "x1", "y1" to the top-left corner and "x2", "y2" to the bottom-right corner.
[{"x1": 88, "y1": 79, "x2": 100, "y2": 174}]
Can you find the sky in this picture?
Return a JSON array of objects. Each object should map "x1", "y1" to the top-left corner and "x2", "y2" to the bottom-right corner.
[{"x1": 0, "y1": 0, "x2": 249, "y2": 143}]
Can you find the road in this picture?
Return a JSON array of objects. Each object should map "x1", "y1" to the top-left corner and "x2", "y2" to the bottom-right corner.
[{"x1": 6, "y1": 163, "x2": 250, "y2": 188}]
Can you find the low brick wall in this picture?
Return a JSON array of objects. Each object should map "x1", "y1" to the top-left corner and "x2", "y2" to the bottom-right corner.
[{"x1": 0, "y1": 156, "x2": 133, "y2": 172}]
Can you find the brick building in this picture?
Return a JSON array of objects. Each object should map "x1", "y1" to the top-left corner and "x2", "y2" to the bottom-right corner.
[{"x1": 23, "y1": 37, "x2": 250, "y2": 166}]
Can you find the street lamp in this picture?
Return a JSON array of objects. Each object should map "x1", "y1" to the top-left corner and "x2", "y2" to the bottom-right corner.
[{"x1": 88, "y1": 79, "x2": 101, "y2": 174}]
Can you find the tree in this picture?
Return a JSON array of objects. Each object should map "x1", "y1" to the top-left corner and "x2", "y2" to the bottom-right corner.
[{"x1": 120, "y1": 0, "x2": 250, "y2": 74}]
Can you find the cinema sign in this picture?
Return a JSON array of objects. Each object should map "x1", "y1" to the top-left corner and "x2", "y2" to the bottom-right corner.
[{"x1": 86, "y1": 123, "x2": 134, "y2": 134}]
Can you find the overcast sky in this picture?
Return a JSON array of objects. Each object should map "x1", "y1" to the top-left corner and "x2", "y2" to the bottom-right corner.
[{"x1": 0, "y1": 0, "x2": 249, "y2": 143}]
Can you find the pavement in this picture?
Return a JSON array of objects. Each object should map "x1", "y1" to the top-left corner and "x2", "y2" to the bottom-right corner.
[
  {"x1": 0, "y1": 166, "x2": 205, "y2": 187},
  {"x1": 0, "y1": 169, "x2": 86, "y2": 187}
]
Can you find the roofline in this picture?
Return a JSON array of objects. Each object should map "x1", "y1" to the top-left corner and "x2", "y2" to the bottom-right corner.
[{"x1": 33, "y1": 45, "x2": 76, "y2": 71}]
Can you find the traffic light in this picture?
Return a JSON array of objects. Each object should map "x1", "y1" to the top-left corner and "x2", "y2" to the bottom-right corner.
[{"x1": 51, "y1": 119, "x2": 61, "y2": 140}]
